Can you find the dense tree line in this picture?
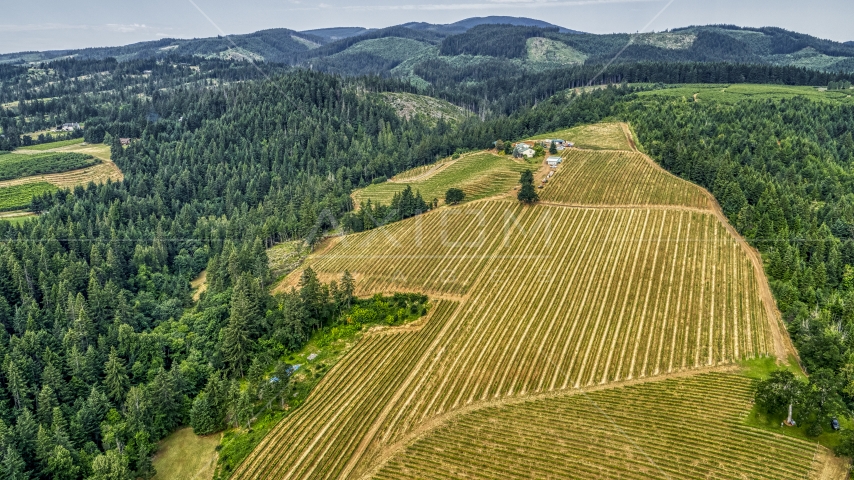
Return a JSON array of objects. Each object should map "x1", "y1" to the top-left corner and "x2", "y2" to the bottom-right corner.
[
  {"x1": 0, "y1": 55, "x2": 287, "y2": 147},
  {"x1": 0, "y1": 68, "x2": 454, "y2": 478},
  {"x1": 416, "y1": 61, "x2": 854, "y2": 116},
  {"x1": 343, "y1": 185, "x2": 431, "y2": 233}
]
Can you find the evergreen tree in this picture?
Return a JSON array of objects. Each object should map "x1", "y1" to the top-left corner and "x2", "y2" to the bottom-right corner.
[
  {"x1": 88, "y1": 449, "x2": 131, "y2": 480},
  {"x1": 0, "y1": 446, "x2": 27, "y2": 480},
  {"x1": 221, "y1": 280, "x2": 257, "y2": 378},
  {"x1": 103, "y1": 348, "x2": 128, "y2": 404},
  {"x1": 517, "y1": 169, "x2": 539, "y2": 204},
  {"x1": 189, "y1": 392, "x2": 217, "y2": 436}
]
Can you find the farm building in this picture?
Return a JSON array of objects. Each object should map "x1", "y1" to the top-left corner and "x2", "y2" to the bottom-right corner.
[
  {"x1": 119, "y1": 138, "x2": 132, "y2": 146},
  {"x1": 513, "y1": 143, "x2": 536, "y2": 159},
  {"x1": 547, "y1": 156, "x2": 562, "y2": 167},
  {"x1": 60, "y1": 123, "x2": 80, "y2": 131}
]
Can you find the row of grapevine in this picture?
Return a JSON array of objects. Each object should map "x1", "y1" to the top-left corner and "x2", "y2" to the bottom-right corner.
[
  {"x1": 376, "y1": 373, "x2": 820, "y2": 480},
  {"x1": 231, "y1": 301, "x2": 460, "y2": 480},
  {"x1": 540, "y1": 149, "x2": 710, "y2": 209},
  {"x1": 312, "y1": 200, "x2": 532, "y2": 295},
  {"x1": 363, "y1": 205, "x2": 773, "y2": 457}
]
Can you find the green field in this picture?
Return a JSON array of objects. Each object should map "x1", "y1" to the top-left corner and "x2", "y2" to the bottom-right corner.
[
  {"x1": 352, "y1": 152, "x2": 528, "y2": 207},
  {"x1": 17, "y1": 138, "x2": 85, "y2": 151},
  {"x1": 0, "y1": 151, "x2": 98, "y2": 181},
  {"x1": 152, "y1": 428, "x2": 221, "y2": 480},
  {"x1": 0, "y1": 214, "x2": 36, "y2": 225},
  {"x1": 637, "y1": 83, "x2": 854, "y2": 104},
  {"x1": 0, "y1": 182, "x2": 57, "y2": 211}
]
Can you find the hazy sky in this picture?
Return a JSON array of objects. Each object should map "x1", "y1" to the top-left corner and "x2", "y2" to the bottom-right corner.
[{"x1": 1, "y1": 0, "x2": 852, "y2": 54}]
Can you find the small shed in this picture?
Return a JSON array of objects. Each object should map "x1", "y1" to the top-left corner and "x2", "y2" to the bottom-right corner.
[
  {"x1": 546, "y1": 156, "x2": 562, "y2": 167},
  {"x1": 119, "y1": 138, "x2": 131, "y2": 146}
]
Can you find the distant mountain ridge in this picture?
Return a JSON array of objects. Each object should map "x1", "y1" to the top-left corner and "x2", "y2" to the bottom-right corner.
[
  {"x1": 399, "y1": 16, "x2": 582, "y2": 35},
  {"x1": 300, "y1": 27, "x2": 371, "y2": 42},
  {"x1": 1, "y1": 18, "x2": 853, "y2": 78}
]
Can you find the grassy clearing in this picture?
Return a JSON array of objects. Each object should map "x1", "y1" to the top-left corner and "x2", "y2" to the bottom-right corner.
[
  {"x1": 152, "y1": 427, "x2": 221, "y2": 480},
  {"x1": 0, "y1": 182, "x2": 57, "y2": 211},
  {"x1": 527, "y1": 122, "x2": 633, "y2": 150},
  {"x1": 526, "y1": 37, "x2": 587, "y2": 65},
  {"x1": 48, "y1": 141, "x2": 112, "y2": 161},
  {"x1": 17, "y1": 138, "x2": 85, "y2": 151},
  {"x1": 376, "y1": 373, "x2": 820, "y2": 480},
  {"x1": 191, "y1": 270, "x2": 207, "y2": 302},
  {"x1": 268, "y1": 240, "x2": 309, "y2": 280},
  {"x1": 352, "y1": 152, "x2": 527, "y2": 207},
  {"x1": 637, "y1": 84, "x2": 854, "y2": 105},
  {"x1": 0, "y1": 212, "x2": 37, "y2": 225},
  {"x1": 738, "y1": 357, "x2": 847, "y2": 450},
  {"x1": 540, "y1": 149, "x2": 710, "y2": 208},
  {"x1": 379, "y1": 92, "x2": 470, "y2": 126},
  {"x1": 332, "y1": 38, "x2": 433, "y2": 63},
  {"x1": 0, "y1": 152, "x2": 98, "y2": 181}
]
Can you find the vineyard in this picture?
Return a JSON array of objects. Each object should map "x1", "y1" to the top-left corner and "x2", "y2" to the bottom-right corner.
[
  {"x1": 247, "y1": 201, "x2": 779, "y2": 479},
  {"x1": 229, "y1": 301, "x2": 459, "y2": 479},
  {"x1": 0, "y1": 143, "x2": 121, "y2": 191},
  {"x1": 351, "y1": 152, "x2": 527, "y2": 207},
  {"x1": 527, "y1": 122, "x2": 634, "y2": 151},
  {"x1": 0, "y1": 182, "x2": 57, "y2": 211},
  {"x1": 237, "y1": 122, "x2": 823, "y2": 479},
  {"x1": 541, "y1": 149, "x2": 710, "y2": 208},
  {"x1": 0, "y1": 151, "x2": 98, "y2": 181},
  {"x1": 375, "y1": 372, "x2": 821, "y2": 480}
]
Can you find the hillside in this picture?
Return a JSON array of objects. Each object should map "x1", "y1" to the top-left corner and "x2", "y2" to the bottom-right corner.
[
  {"x1": 0, "y1": 28, "x2": 324, "y2": 64},
  {"x1": 230, "y1": 121, "x2": 819, "y2": 479},
  {"x1": 4, "y1": 21, "x2": 854, "y2": 78},
  {"x1": 376, "y1": 372, "x2": 831, "y2": 479},
  {"x1": 352, "y1": 152, "x2": 526, "y2": 208}
]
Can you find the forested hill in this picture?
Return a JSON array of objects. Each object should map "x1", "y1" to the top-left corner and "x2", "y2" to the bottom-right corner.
[
  {"x1": 4, "y1": 21, "x2": 854, "y2": 77},
  {"x1": 0, "y1": 69, "x2": 472, "y2": 478}
]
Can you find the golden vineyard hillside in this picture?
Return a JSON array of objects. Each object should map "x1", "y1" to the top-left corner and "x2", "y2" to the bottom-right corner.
[{"x1": 233, "y1": 122, "x2": 830, "y2": 479}]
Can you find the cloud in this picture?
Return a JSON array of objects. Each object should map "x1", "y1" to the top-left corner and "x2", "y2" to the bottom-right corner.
[{"x1": 105, "y1": 23, "x2": 151, "y2": 33}]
